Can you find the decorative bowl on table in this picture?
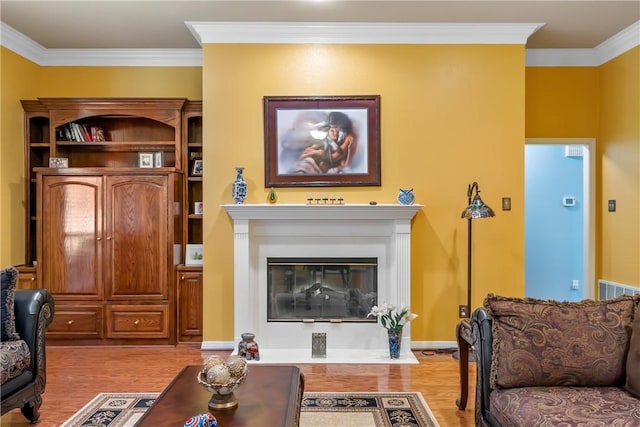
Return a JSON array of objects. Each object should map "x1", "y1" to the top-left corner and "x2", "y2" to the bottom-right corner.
[{"x1": 197, "y1": 355, "x2": 248, "y2": 410}]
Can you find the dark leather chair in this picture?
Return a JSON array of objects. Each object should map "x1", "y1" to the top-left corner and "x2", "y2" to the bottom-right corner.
[{"x1": 1, "y1": 287, "x2": 55, "y2": 423}]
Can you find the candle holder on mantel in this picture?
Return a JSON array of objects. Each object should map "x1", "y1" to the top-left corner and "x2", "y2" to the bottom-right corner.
[{"x1": 306, "y1": 193, "x2": 344, "y2": 205}]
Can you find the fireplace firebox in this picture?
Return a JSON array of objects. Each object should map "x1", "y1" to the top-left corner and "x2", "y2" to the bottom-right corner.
[{"x1": 267, "y1": 257, "x2": 378, "y2": 322}]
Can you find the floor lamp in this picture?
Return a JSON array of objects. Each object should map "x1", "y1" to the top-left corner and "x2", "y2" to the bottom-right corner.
[{"x1": 460, "y1": 182, "x2": 495, "y2": 318}]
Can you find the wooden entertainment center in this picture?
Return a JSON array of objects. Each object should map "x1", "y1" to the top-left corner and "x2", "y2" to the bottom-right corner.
[{"x1": 18, "y1": 98, "x2": 203, "y2": 345}]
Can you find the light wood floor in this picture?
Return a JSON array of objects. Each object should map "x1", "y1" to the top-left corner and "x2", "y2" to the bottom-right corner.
[{"x1": 1, "y1": 345, "x2": 476, "y2": 426}]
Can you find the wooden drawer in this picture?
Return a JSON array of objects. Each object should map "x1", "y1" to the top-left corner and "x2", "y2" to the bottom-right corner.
[
  {"x1": 106, "y1": 304, "x2": 169, "y2": 339},
  {"x1": 48, "y1": 305, "x2": 103, "y2": 339},
  {"x1": 16, "y1": 265, "x2": 38, "y2": 289}
]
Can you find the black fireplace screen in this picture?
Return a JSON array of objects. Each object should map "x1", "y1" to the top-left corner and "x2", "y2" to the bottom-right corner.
[{"x1": 267, "y1": 257, "x2": 378, "y2": 322}]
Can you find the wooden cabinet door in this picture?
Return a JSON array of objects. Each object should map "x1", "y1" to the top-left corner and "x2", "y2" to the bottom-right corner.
[
  {"x1": 39, "y1": 175, "x2": 102, "y2": 299},
  {"x1": 177, "y1": 269, "x2": 203, "y2": 341},
  {"x1": 104, "y1": 175, "x2": 169, "y2": 300}
]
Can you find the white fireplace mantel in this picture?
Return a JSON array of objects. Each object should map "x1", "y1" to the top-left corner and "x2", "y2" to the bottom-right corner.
[
  {"x1": 222, "y1": 203, "x2": 423, "y2": 221},
  {"x1": 222, "y1": 203, "x2": 422, "y2": 363}
]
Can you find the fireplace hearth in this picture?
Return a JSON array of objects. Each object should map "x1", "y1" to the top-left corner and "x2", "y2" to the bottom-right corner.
[{"x1": 222, "y1": 204, "x2": 421, "y2": 363}]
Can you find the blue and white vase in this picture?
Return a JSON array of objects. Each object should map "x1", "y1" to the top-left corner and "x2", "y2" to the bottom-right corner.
[
  {"x1": 231, "y1": 167, "x2": 247, "y2": 204},
  {"x1": 388, "y1": 328, "x2": 402, "y2": 359},
  {"x1": 397, "y1": 189, "x2": 415, "y2": 205}
]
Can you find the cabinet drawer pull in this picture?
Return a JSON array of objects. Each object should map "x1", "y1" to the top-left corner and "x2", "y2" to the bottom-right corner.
[
  {"x1": 133, "y1": 319, "x2": 140, "y2": 325},
  {"x1": 97, "y1": 237, "x2": 102, "y2": 241},
  {"x1": 31, "y1": 277, "x2": 35, "y2": 281},
  {"x1": 68, "y1": 320, "x2": 74, "y2": 325},
  {"x1": 181, "y1": 276, "x2": 185, "y2": 280},
  {"x1": 106, "y1": 236, "x2": 112, "y2": 240}
]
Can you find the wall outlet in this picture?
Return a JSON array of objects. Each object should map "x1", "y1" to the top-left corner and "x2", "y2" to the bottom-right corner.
[
  {"x1": 459, "y1": 305, "x2": 469, "y2": 318},
  {"x1": 572, "y1": 280, "x2": 579, "y2": 290}
]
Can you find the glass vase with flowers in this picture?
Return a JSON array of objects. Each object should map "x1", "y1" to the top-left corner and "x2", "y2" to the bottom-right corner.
[{"x1": 368, "y1": 303, "x2": 418, "y2": 359}]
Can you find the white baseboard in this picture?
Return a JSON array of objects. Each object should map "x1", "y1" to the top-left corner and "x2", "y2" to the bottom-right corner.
[
  {"x1": 200, "y1": 340, "x2": 459, "y2": 352},
  {"x1": 200, "y1": 341, "x2": 234, "y2": 351}
]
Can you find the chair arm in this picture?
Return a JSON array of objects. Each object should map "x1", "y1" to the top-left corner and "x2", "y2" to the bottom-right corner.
[
  {"x1": 471, "y1": 307, "x2": 500, "y2": 426},
  {"x1": 13, "y1": 289, "x2": 55, "y2": 375}
]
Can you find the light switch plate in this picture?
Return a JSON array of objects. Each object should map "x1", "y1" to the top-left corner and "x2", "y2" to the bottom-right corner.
[{"x1": 502, "y1": 197, "x2": 511, "y2": 211}]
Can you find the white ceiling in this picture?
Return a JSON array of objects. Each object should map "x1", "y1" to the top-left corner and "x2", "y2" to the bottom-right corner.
[{"x1": 1, "y1": 0, "x2": 639, "y2": 50}]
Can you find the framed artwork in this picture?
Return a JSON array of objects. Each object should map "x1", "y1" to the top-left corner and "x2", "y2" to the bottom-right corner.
[
  {"x1": 185, "y1": 244, "x2": 203, "y2": 266},
  {"x1": 194, "y1": 202, "x2": 204, "y2": 215},
  {"x1": 191, "y1": 159, "x2": 203, "y2": 176},
  {"x1": 138, "y1": 152, "x2": 154, "y2": 168},
  {"x1": 264, "y1": 95, "x2": 381, "y2": 187},
  {"x1": 153, "y1": 151, "x2": 164, "y2": 168},
  {"x1": 49, "y1": 157, "x2": 69, "y2": 168}
]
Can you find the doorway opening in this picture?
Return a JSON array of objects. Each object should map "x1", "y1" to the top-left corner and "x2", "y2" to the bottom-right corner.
[{"x1": 525, "y1": 138, "x2": 595, "y2": 300}]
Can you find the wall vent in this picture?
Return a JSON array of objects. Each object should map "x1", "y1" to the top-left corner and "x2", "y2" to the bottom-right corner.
[
  {"x1": 598, "y1": 280, "x2": 640, "y2": 300},
  {"x1": 564, "y1": 145, "x2": 584, "y2": 157}
]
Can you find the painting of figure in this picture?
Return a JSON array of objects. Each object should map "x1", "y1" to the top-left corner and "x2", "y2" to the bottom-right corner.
[{"x1": 264, "y1": 96, "x2": 380, "y2": 187}]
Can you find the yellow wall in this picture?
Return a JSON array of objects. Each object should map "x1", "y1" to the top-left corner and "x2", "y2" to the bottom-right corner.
[
  {"x1": 202, "y1": 44, "x2": 526, "y2": 342},
  {"x1": 525, "y1": 67, "x2": 599, "y2": 137},
  {"x1": 0, "y1": 48, "x2": 40, "y2": 266},
  {"x1": 598, "y1": 46, "x2": 640, "y2": 285},
  {"x1": 4, "y1": 41, "x2": 635, "y2": 344},
  {"x1": 525, "y1": 48, "x2": 640, "y2": 288}
]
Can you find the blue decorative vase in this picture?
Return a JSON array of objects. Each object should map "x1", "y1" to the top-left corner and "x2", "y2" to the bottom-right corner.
[
  {"x1": 231, "y1": 167, "x2": 247, "y2": 204},
  {"x1": 388, "y1": 328, "x2": 402, "y2": 359},
  {"x1": 397, "y1": 189, "x2": 415, "y2": 205}
]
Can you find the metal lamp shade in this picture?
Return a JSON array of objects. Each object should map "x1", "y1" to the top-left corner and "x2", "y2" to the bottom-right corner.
[{"x1": 461, "y1": 193, "x2": 496, "y2": 219}]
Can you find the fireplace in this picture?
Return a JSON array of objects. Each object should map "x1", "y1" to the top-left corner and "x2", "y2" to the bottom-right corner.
[
  {"x1": 223, "y1": 203, "x2": 421, "y2": 363},
  {"x1": 267, "y1": 257, "x2": 378, "y2": 322}
]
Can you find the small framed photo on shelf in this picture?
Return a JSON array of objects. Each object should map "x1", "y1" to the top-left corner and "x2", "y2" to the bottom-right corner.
[
  {"x1": 49, "y1": 157, "x2": 69, "y2": 168},
  {"x1": 153, "y1": 151, "x2": 164, "y2": 168},
  {"x1": 194, "y1": 202, "x2": 204, "y2": 215},
  {"x1": 138, "y1": 152, "x2": 154, "y2": 168},
  {"x1": 191, "y1": 159, "x2": 203, "y2": 176},
  {"x1": 185, "y1": 244, "x2": 203, "y2": 266}
]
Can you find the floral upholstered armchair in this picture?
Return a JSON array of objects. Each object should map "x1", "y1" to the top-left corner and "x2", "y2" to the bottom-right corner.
[{"x1": 1, "y1": 266, "x2": 55, "y2": 423}]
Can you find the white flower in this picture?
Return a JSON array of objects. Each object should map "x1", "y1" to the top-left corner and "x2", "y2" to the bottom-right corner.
[{"x1": 368, "y1": 303, "x2": 418, "y2": 332}]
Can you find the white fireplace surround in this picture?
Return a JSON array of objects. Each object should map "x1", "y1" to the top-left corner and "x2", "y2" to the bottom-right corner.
[{"x1": 223, "y1": 203, "x2": 422, "y2": 363}]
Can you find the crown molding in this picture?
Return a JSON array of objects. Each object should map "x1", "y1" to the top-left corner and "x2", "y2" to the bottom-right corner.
[
  {"x1": 526, "y1": 20, "x2": 640, "y2": 66},
  {"x1": 0, "y1": 22, "x2": 201, "y2": 66},
  {"x1": 2, "y1": 20, "x2": 638, "y2": 67},
  {"x1": 526, "y1": 49, "x2": 598, "y2": 67},
  {"x1": 595, "y1": 20, "x2": 640, "y2": 65},
  {"x1": 186, "y1": 21, "x2": 544, "y2": 45},
  {"x1": 1, "y1": 22, "x2": 45, "y2": 64},
  {"x1": 39, "y1": 49, "x2": 202, "y2": 67}
]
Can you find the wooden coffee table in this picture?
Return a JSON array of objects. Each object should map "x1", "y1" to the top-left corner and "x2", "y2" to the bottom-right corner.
[{"x1": 136, "y1": 365, "x2": 304, "y2": 427}]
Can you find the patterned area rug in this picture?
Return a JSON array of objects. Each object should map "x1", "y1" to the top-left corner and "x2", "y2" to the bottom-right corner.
[
  {"x1": 60, "y1": 393, "x2": 157, "y2": 427},
  {"x1": 301, "y1": 392, "x2": 440, "y2": 427},
  {"x1": 62, "y1": 392, "x2": 440, "y2": 427}
]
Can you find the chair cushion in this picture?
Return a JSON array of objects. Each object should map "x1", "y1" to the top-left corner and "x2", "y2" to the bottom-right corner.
[
  {"x1": 626, "y1": 302, "x2": 640, "y2": 398},
  {"x1": 1, "y1": 267, "x2": 20, "y2": 342},
  {"x1": 490, "y1": 386, "x2": 640, "y2": 426},
  {"x1": 485, "y1": 294, "x2": 636, "y2": 389},
  {"x1": 0, "y1": 339, "x2": 31, "y2": 384}
]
